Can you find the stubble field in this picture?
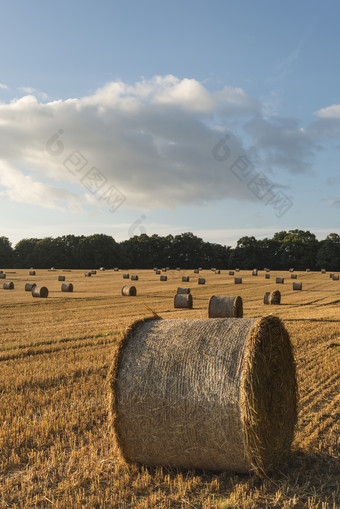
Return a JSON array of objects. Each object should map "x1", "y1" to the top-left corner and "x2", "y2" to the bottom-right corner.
[{"x1": 0, "y1": 268, "x2": 339, "y2": 508}]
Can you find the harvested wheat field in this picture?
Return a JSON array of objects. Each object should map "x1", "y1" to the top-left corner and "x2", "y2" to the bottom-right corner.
[{"x1": 0, "y1": 268, "x2": 339, "y2": 508}]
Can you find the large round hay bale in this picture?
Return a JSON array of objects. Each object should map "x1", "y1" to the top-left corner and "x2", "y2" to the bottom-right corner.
[
  {"x1": 84, "y1": 272, "x2": 91, "y2": 277},
  {"x1": 289, "y1": 268, "x2": 294, "y2": 273},
  {"x1": 194, "y1": 269, "x2": 199, "y2": 274},
  {"x1": 321, "y1": 269, "x2": 326, "y2": 274},
  {"x1": 3, "y1": 282, "x2": 14, "y2": 290},
  {"x1": 306, "y1": 268, "x2": 311, "y2": 272},
  {"x1": 114, "y1": 267, "x2": 119, "y2": 271},
  {"x1": 160, "y1": 275, "x2": 167, "y2": 281},
  {"x1": 215, "y1": 270, "x2": 221, "y2": 274},
  {"x1": 182, "y1": 276, "x2": 189, "y2": 282},
  {"x1": 61, "y1": 283, "x2": 73, "y2": 292},
  {"x1": 131, "y1": 275, "x2": 139, "y2": 281},
  {"x1": 332, "y1": 274, "x2": 339, "y2": 281},
  {"x1": 32, "y1": 286, "x2": 48, "y2": 298},
  {"x1": 108, "y1": 316, "x2": 297, "y2": 473},
  {"x1": 123, "y1": 273, "x2": 130, "y2": 279},
  {"x1": 208, "y1": 295, "x2": 243, "y2": 318},
  {"x1": 198, "y1": 278, "x2": 205, "y2": 285},
  {"x1": 265, "y1": 274, "x2": 270, "y2": 279},
  {"x1": 229, "y1": 271, "x2": 234, "y2": 276},
  {"x1": 29, "y1": 270, "x2": 36, "y2": 276},
  {"x1": 0, "y1": 273, "x2": 6, "y2": 279},
  {"x1": 235, "y1": 268, "x2": 240, "y2": 272},
  {"x1": 252, "y1": 269, "x2": 258, "y2": 276},
  {"x1": 291, "y1": 274, "x2": 297, "y2": 279},
  {"x1": 91, "y1": 270, "x2": 97, "y2": 275},
  {"x1": 265, "y1": 268, "x2": 270, "y2": 273},
  {"x1": 162, "y1": 268, "x2": 167, "y2": 272},
  {"x1": 276, "y1": 277, "x2": 284, "y2": 284},
  {"x1": 264, "y1": 290, "x2": 281, "y2": 305},
  {"x1": 174, "y1": 293, "x2": 193, "y2": 309},
  {"x1": 293, "y1": 282, "x2": 302, "y2": 291},
  {"x1": 176, "y1": 267, "x2": 181, "y2": 271},
  {"x1": 58, "y1": 275, "x2": 65, "y2": 281},
  {"x1": 155, "y1": 270, "x2": 161, "y2": 275},
  {"x1": 25, "y1": 283, "x2": 36, "y2": 292},
  {"x1": 122, "y1": 285, "x2": 137, "y2": 296},
  {"x1": 234, "y1": 277, "x2": 242, "y2": 284},
  {"x1": 100, "y1": 267, "x2": 106, "y2": 271},
  {"x1": 176, "y1": 287, "x2": 190, "y2": 294}
]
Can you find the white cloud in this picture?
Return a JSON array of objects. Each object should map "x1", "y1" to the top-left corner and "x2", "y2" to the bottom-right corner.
[
  {"x1": 19, "y1": 86, "x2": 36, "y2": 94},
  {"x1": 0, "y1": 83, "x2": 8, "y2": 90},
  {"x1": 315, "y1": 104, "x2": 340, "y2": 119}
]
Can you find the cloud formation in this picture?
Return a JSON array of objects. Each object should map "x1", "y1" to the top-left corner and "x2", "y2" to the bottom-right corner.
[{"x1": 0, "y1": 75, "x2": 320, "y2": 212}]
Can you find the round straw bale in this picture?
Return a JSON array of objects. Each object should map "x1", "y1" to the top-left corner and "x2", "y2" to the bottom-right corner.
[
  {"x1": 176, "y1": 267, "x2": 181, "y2": 271},
  {"x1": 162, "y1": 268, "x2": 167, "y2": 272},
  {"x1": 208, "y1": 295, "x2": 243, "y2": 318},
  {"x1": 155, "y1": 270, "x2": 161, "y2": 275},
  {"x1": 100, "y1": 267, "x2": 106, "y2": 271},
  {"x1": 0, "y1": 273, "x2": 6, "y2": 279},
  {"x1": 321, "y1": 269, "x2": 326, "y2": 274},
  {"x1": 235, "y1": 268, "x2": 240, "y2": 272},
  {"x1": 252, "y1": 270, "x2": 258, "y2": 276},
  {"x1": 276, "y1": 277, "x2": 284, "y2": 284},
  {"x1": 194, "y1": 269, "x2": 199, "y2": 274},
  {"x1": 229, "y1": 271, "x2": 234, "y2": 276},
  {"x1": 108, "y1": 316, "x2": 297, "y2": 473},
  {"x1": 131, "y1": 275, "x2": 139, "y2": 281},
  {"x1": 198, "y1": 278, "x2": 205, "y2": 285},
  {"x1": 265, "y1": 274, "x2": 270, "y2": 279},
  {"x1": 330, "y1": 273, "x2": 333, "y2": 278},
  {"x1": 174, "y1": 293, "x2": 193, "y2": 309},
  {"x1": 153, "y1": 267, "x2": 158, "y2": 271},
  {"x1": 32, "y1": 286, "x2": 48, "y2": 298},
  {"x1": 332, "y1": 274, "x2": 339, "y2": 281},
  {"x1": 265, "y1": 268, "x2": 270, "y2": 272},
  {"x1": 215, "y1": 270, "x2": 221, "y2": 274},
  {"x1": 291, "y1": 274, "x2": 297, "y2": 279},
  {"x1": 29, "y1": 270, "x2": 36, "y2": 276},
  {"x1": 114, "y1": 267, "x2": 119, "y2": 271},
  {"x1": 306, "y1": 268, "x2": 311, "y2": 272},
  {"x1": 122, "y1": 285, "x2": 137, "y2": 296},
  {"x1": 25, "y1": 283, "x2": 36, "y2": 291},
  {"x1": 211, "y1": 267, "x2": 216, "y2": 271},
  {"x1": 123, "y1": 273, "x2": 130, "y2": 279},
  {"x1": 234, "y1": 277, "x2": 242, "y2": 284},
  {"x1": 176, "y1": 287, "x2": 190, "y2": 294},
  {"x1": 263, "y1": 290, "x2": 281, "y2": 305},
  {"x1": 84, "y1": 272, "x2": 91, "y2": 277},
  {"x1": 3, "y1": 282, "x2": 14, "y2": 290},
  {"x1": 293, "y1": 282, "x2": 302, "y2": 290},
  {"x1": 91, "y1": 270, "x2": 97, "y2": 275},
  {"x1": 289, "y1": 268, "x2": 294, "y2": 272},
  {"x1": 182, "y1": 276, "x2": 189, "y2": 282},
  {"x1": 61, "y1": 283, "x2": 73, "y2": 292},
  {"x1": 58, "y1": 275, "x2": 65, "y2": 281},
  {"x1": 160, "y1": 275, "x2": 167, "y2": 281}
]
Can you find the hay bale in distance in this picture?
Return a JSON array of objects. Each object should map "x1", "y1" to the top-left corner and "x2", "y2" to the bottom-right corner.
[
  {"x1": 235, "y1": 268, "x2": 240, "y2": 272},
  {"x1": 321, "y1": 269, "x2": 326, "y2": 274},
  {"x1": 29, "y1": 270, "x2": 36, "y2": 276},
  {"x1": 306, "y1": 268, "x2": 311, "y2": 272},
  {"x1": 84, "y1": 272, "x2": 92, "y2": 277},
  {"x1": 25, "y1": 283, "x2": 36, "y2": 292},
  {"x1": 32, "y1": 286, "x2": 48, "y2": 298},
  {"x1": 333, "y1": 274, "x2": 339, "y2": 281},
  {"x1": 229, "y1": 271, "x2": 234, "y2": 276},
  {"x1": 252, "y1": 269, "x2": 258, "y2": 276},
  {"x1": 215, "y1": 270, "x2": 221, "y2": 274},
  {"x1": 234, "y1": 277, "x2": 242, "y2": 284},
  {"x1": 3, "y1": 282, "x2": 14, "y2": 290},
  {"x1": 198, "y1": 278, "x2": 205, "y2": 285},
  {"x1": 177, "y1": 287, "x2": 191, "y2": 294},
  {"x1": 131, "y1": 275, "x2": 139, "y2": 281},
  {"x1": 155, "y1": 270, "x2": 161, "y2": 275},
  {"x1": 293, "y1": 282, "x2": 302, "y2": 291},
  {"x1": 208, "y1": 295, "x2": 243, "y2": 318},
  {"x1": 0, "y1": 273, "x2": 6, "y2": 279},
  {"x1": 176, "y1": 267, "x2": 181, "y2": 271},
  {"x1": 289, "y1": 268, "x2": 294, "y2": 272},
  {"x1": 291, "y1": 274, "x2": 297, "y2": 279},
  {"x1": 265, "y1": 274, "x2": 270, "y2": 279},
  {"x1": 160, "y1": 275, "x2": 167, "y2": 281},
  {"x1": 276, "y1": 277, "x2": 284, "y2": 284},
  {"x1": 114, "y1": 267, "x2": 119, "y2": 271},
  {"x1": 122, "y1": 285, "x2": 137, "y2": 296},
  {"x1": 61, "y1": 283, "x2": 73, "y2": 292},
  {"x1": 194, "y1": 269, "x2": 199, "y2": 274},
  {"x1": 123, "y1": 274, "x2": 130, "y2": 279},
  {"x1": 330, "y1": 273, "x2": 333, "y2": 278},
  {"x1": 263, "y1": 290, "x2": 281, "y2": 305},
  {"x1": 100, "y1": 267, "x2": 106, "y2": 271},
  {"x1": 182, "y1": 276, "x2": 189, "y2": 282},
  {"x1": 58, "y1": 275, "x2": 66, "y2": 281},
  {"x1": 108, "y1": 316, "x2": 297, "y2": 473},
  {"x1": 174, "y1": 293, "x2": 193, "y2": 309},
  {"x1": 91, "y1": 270, "x2": 97, "y2": 275}
]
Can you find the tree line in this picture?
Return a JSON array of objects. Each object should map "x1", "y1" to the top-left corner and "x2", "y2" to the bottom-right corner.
[{"x1": 0, "y1": 230, "x2": 339, "y2": 270}]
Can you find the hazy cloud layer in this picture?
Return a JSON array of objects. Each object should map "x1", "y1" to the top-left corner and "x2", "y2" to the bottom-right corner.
[{"x1": 0, "y1": 75, "x2": 327, "y2": 212}]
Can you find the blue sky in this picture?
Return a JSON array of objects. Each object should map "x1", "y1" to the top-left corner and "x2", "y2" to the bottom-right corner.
[{"x1": 0, "y1": 0, "x2": 339, "y2": 247}]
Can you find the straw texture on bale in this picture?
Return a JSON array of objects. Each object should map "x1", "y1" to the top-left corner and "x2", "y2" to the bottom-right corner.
[
  {"x1": 333, "y1": 274, "x2": 339, "y2": 281},
  {"x1": 182, "y1": 276, "x2": 189, "y2": 282},
  {"x1": 208, "y1": 295, "x2": 243, "y2": 318},
  {"x1": 32, "y1": 286, "x2": 48, "y2": 298},
  {"x1": 0, "y1": 273, "x2": 6, "y2": 279},
  {"x1": 265, "y1": 274, "x2": 270, "y2": 279},
  {"x1": 264, "y1": 291, "x2": 281, "y2": 305},
  {"x1": 131, "y1": 275, "x2": 139, "y2": 281},
  {"x1": 29, "y1": 270, "x2": 36, "y2": 276},
  {"x1": 121, "y1": 285, "x2": 137, "y2": 296},
  {"x1": 25, "y1": 283, "x2": 36, "y2": 292},
  {"x1": 293, "y1": 282, "x2": 302, "y2": 291},
  {"x1": 291, "y1": 274, "x2": 297, "y2": 279},
  {"x1": 234, "y1": 277, "x2": 242, "y2": 284},
  {"x1": 276, "y1": 277, "x2": 284, "y2": 284},
  {"x1": 229, "y1": 271, "x2": 234, "y2": 276},
  {"x1": 123, "y1": 274, "x2": 130, "y2": 279},
  {"x1": 58, "y1": 275, "x2": 65, "y2": 281},
  {"x1": 108, "y1": 316, "x2": 297, "y2": 474},
  {"x1": 176, "y1": 287, "x2": 191, "y2": 294},
  {"x1": 198, "y1": 278, "x2": 205, "y2": 285},
  {"x1": 174, "y1": 293, "x2": 193, "y2": 309},
  {"x1": 61, "y1": 283, "x2": 73, "y2": 292},
  {"x1": 84, "y1": 272, "x2": 91, "y2": 277},
  {"x1": 160, "y1": 275, "x2": 167, "y2": 281},
  {"x1": 3, "y1": 282, "x2": 14, "y2": 290}
]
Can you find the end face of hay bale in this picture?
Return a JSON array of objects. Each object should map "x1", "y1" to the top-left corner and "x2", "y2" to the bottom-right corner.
[
  {"x1": 3, "y1": 282, "x2": 14, "y2": 290},
  {"x1": 91, "y1": 270, "x2": 97, "y2": 275},
  {"x1": 265, "y1": 274, "x2": 270, "y2": 279},
  {"x1": 176, "y1": 287, "x2": 190, "y2": 294},
  {"x1": 208, "y1": 295, "x2": 243, "y2": 318},
  {"x1": 61, "y1": 283, "x2": 73, "y2": 292},
  {"x1": 198, "y1": 278, "x2": 205, "y2": 285},
  {"x1": 32, "y1": 286, "x2": 49, "y2": 298},
  {"x1": 293, "y1": 282, "x2": 302, "y2": 290},
  {"x1": 321, "y1": 269, "x2": 326, "y2": 273},
  {"x1": 289, "y1": 268, "x2": 294, "y2": 272},
  {"x1": 194, "y1": 269, "x2": 199, "y2": 274},
  {"x1": 182, "y1": 276, "x2": 189, "y2": 282},
  {"x1": 100, "y1": 267, "x2": 106, "y2": 271},
  {"x1": 131, "y1": 275, "x2": 139, "y2": 281},
  {"x1": 58, "y1": 275, "x2": 65, "y2": 281},
  {"x1": 29, "y1": 270, "x2": 36, "y2": 276},
  {"x1": 229, "y1": 271, "x2": 234, "y2": 276},
  {"x1": 84, "y1": 272, "x2": 91, "y2": 277},
  {"x1": 160, "y1": 275, "x2": 167, "y2": 281},
  {"x1": 123, "y1": 273, "x2": 130, "y2": 279},
  {"x1": 25, "y1": 283, "x2": 36, "y2": 292},
  {"x1": 332, "y1": 274, "x2": 339, "y2": 280},
  {"x1": 234, "y1": 277, "x2": 242, "y2": 284},
  {"x1": 108, "y1": 316, "x2": 297, "y2": 474},
  {"x1": 155, "y1": 270, "x2": 161, "y2": 275},
  {"x1": 215, "y1": 270, "x2": 221, "y2": 274},
  {"x1": 0, "y1": 273, "x2": 6, "y2": 279},
  {"x1": 121, "y1": 285, "x2": 137, "y2": 296},
  {"x1": 264, "y1": 290, "x2": 281, "y2": 305},
  {"x1": 174, "y1": 293, "x2": 193, "y2": 309},
  {"x1": 291, "y1": 274, "x2": 297, "y2": 279},
  {"x1": 252, "y1": 270, "x2": 258, "y2": 276},
  {"x1": 114, "y1": 267, "x2": 119, "y2": 271},
  {"x1": 276, "y1": 277, "x2": 284, "y2": 284}
]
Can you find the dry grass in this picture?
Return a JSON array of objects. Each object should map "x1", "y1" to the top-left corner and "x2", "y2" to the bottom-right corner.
[{"x1": 0, "y1": 268, "x2": 339, "y2": 508}]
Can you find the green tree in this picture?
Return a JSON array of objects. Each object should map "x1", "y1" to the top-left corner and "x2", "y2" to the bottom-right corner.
[{"x1": 0, "y1": 237, "x2": 14, "y2": 268}]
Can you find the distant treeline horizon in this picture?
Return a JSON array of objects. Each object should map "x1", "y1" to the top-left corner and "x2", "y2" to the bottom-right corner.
[{"x1": 0, "y1": 229, "x2": 340, "y2": 271}]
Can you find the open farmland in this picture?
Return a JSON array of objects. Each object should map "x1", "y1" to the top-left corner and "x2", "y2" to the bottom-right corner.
[{"x1": 0, "y1": 268, "x2": 339, "y2": 508}]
